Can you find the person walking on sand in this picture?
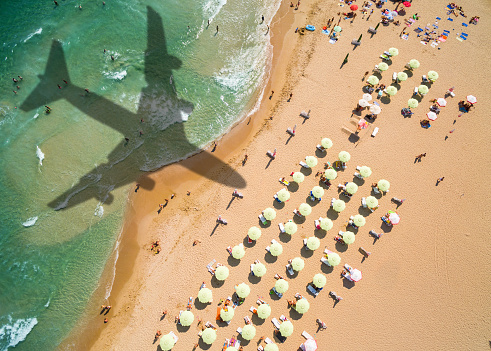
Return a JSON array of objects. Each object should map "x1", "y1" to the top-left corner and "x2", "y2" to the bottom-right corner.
[
  {"x1": 436, "y1": 177, "x2": 445, "y2": 185},
  {"x1": 288, "y1": 93, "x2": 293, "y2": 102},
  {"x1": 216, "y1": 25, "x2": 219, "y2": 33}
]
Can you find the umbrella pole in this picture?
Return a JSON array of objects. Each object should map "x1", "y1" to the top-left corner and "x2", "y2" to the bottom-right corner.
[{"x1": 343, "y1": 53, "x2": 349, "y2": 64}]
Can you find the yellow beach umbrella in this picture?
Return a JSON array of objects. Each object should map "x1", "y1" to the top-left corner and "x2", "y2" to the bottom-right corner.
[
  {"x1": 377, "y1": 179, "x2": 390, "y2": 192},
  {"x1": 299, "y1": 203, "x2": 312, "y2": 216},
  {"x1": 321, "y1": 138, "x2": 333, "y2": 149},
  {"x1": 284, "y1": 220, "x2": 297, "y2": 235},
  {"x1": 263, "y1": 208, "x2": 276, "y2": 221},
  {"x1": 352, "y1": 214, "x2": 366, "y2": 227},
  {"x1": 305, "y1": 156, "x2": 318, "y2": 168},
  {"x1": 338, "y1": 151, "x2": 351, "y2": 162},
  {"x1": 320, "y1": 217, "x2": 333, "y2": 231},
  {"x1": 345, "y1": 182, "x2": 358, "y2": 194},
  {"x1": 279, "y1": 321, "x2": 294, "y2": 337},
  {"x1": 275, "y1": 279, "x2": 289, "y2": 294},
  {"x1": 270, "y1": 242, "x2": 283, "y2": 256},
  {"x1": 202, "y1": 328, "x2": 217, "y2": 344},
  {"x1": 291, "y1": 257, "x2": 304, "y2": 271},
  {"x1": 197, "y1": 288, "x2": 213, "y2": 303},
  {"x1": 220, "y1": 307, "x2": 234, "y2": 322},
  {"x1": 292, "y1": 172, "x2": 305, "y2": 183},
  {"x1": 215, "y1": 266, "x2": 229, "y2": 281},
  {"x1": 180, "y1": 310, "x2": 194, "y2": 326},
  {"x1": 306, "y1": 237, "x2": 320, "y2": 250},
  {"x1": 313, "y1": 273, "x2": 327, "y2": 288},
  {"x1": 248, "y1": 226, "x2": 261, "y2": 240},
  {"x1": 232, "y1": 245, "x2": 245, "y2": 260},
  {"x1": 257, "y1": 304, "x2": 272, "y2": 319},
  {"x1": 324, "y1": 168, "x2": 337, "y2": 180},
  {"x1": 159, "y1": 334, "x2": 175, "y2": 351},
  {"x1": 241, "y1": 325, "x2": 256, "y2": 340},
  {"x1": 235, "y1": 283, "x2": 250, "y2": 298},
  {"x1": 295, "y1": 298, "x2": 310, "y2": 314},
  {"x1": 253, "y1": 262, "x2": 267, "y2": 277},
  {"x1": 332, "y1": 199, "x2": 346, "y2": 212}
]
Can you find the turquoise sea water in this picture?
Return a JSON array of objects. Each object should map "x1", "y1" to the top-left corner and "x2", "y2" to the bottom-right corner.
[{"x1": 0, "y1": 0, "x2": 280, "y2": 349}]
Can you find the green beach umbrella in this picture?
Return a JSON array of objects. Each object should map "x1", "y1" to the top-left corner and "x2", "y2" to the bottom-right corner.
[
  {"x1": 377, "y1": 179, "x2": 390, "y2": 192},
  {"x1": 352, "y1": 214, "x2": 366, "y2": 227},
  {"x1": 321, "y1": 138, "x2": 333, "y2": 149},
  {"x1": 257, "y1": 304, "x2": 272, "y2": 319},
  {"x1": 284, "y1": 221, "x2": 297, "y2": 235},
  {"x1": 305, "y1": 156, "x2": 318, "y2": 168},
  {"x1": 279, "y1": 320, "x2": 294, "y2": 337},
  {"x1": 324, "y1": 168, "x2": 337, "y2": 180},
  {"x1": 332, "y1": 199, "x2": 346, "y2": 212},
  {"x1": 345, "y1": 182, "x2": 358, "y2": 195},
  {"x1": 418, "y1": 85, "x2": 429, "y2": 95},
  {"x1": 201, "y1": 328, "x2": 217, "y2": 345},
  {"x1": 180, "y1": 310, "x2": 194, "y2": 326},
  {"x1": 232, "y1": 245, "x2": 245, "y2": 260},
  {"x1": 235, "y1": 283, "x2": 251, "y2": 298},
  {"x1": 263, "y1": 208, "x2": 276, "y2": 221},
  {"x1": 306, "y1": 237, "x2": 320, "y2": 250},
  {"x1": 428, "y1": 70, "x2": 439, "y2": 81},
  {"x1": 388, "y1": 47, "x2": 399, "y2": 56},
  {"x1": 241, "y1": 325, "x2": 256, "y2": 340},
  {"x1": 264, "y1": 344, "x2": 279, "y2": 351},
  {"x1": 366, "y1": 196, "x2": 378, "y2": 208},
  {"x1": 320, "y1": 217, "x2": 333, "y2": 231},
  {"x1": 197, "y1": 288, "x2": 213, "y2": 303},
  {"x1": 215, "y1": 265, "x2": 229, "y2": 281},
  {"x1": 385, "y1": 86, "x2": 398, "y2": 96},
  {"x1": 277, "y1": 188, "x2": 290, "y2": 202},
  {"x1": 292, "y1": 172, "x2": 305, "y2": 183},
  {"x1": 295, "y1": 298, "x2": 310, "y2": 314},
  {"x1": 248, "y1": 226, "x2": 262, "y2": 240},
  {"x1": 313, "y1": 273, "x2": 327, "y2": 288},
  {"x1": 327, "y1": 252, "x2": 341, "y2": 266},
  {"x1": 359, "y1": 166, "x2": 372, "y2": 178},
  {"x1": 408, "y1": 98, "x2": 418, "y2": 108},
  {"x1": 291, "y1": 257, "x2": 305, "y2": 271},
  {"x1": 159, "y1": 334, "x2": 175, "y2": 351},
  {"x1": 378, "y1": 62, "x2": 389, "y2": 71},
  {"x1": 342, "y1": 231, "x2": 356, "y2": 244},
  {"x1": 275, "y1": 279, "x2": 289, "y2": 294},
  {"x1": 333, "y1": 25, "x2": 342, "y2": 32},
  {"x1": 367, "y1": 75, "x2": 379, "y2": 85},
  {"x1": 270, "y1": 242, "x2": 283, "y2": 256},
  {"x1": 253, "y1": 262, "x2": 267, "y2": 277},
  {"x1": 409, "y1": 59, "x2": 420, "y2": 69},
  {"x1": 339, "y1": 151, "x2": 351, "y2": 162},
  {"x1": 397, "y1": 72, "x2": 408, "y2": 81},
  {"x1": 312, "y1": 186, "x2": 325, "y2": 199},
  {"x1": 220, "y1": 307, "x2": 234, "y2": 322},
  {"x1": 299, "y1": 203, "x2": 312, "y2": 216}
]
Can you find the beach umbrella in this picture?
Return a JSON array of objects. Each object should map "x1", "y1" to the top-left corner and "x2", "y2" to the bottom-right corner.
[
  {"x1": 159, "y1": 333, "x2": 176, "y2": 351},
  {"x1": 358, "y1": 120, "x2": 368, "y2": 130},
  {"x1": 253, "y1": 262, "x2": 267, "y2": 277},
  {"x1": 385, "y1": 13, "x2": 394, "y2": 20},
  {"x1": 279, "y1": 320, "x2": 294, "y2": 337},
  {"x1": 366, "y1": 196, "x2": 378, "y2": 209},
  {"x1": 292, "y1": 172, "x2": 305, "y2": 183},
  {"x1": 303, "y1": 338, "x2": 318, "y2": 351},
  {"x1": 270, "y1": 242, "x2": 283, "y2": 256},
  {"x1": 385, "y1": 86, "x2": 398, "y2": 96},
  {"x1": 198, "y1": 288, "x2": 213, "y2": 303},
  {"x1": 313, "y1": 273, "x2": 327, "y2": 288},
  {"x1": 232, "y1": 245, "x2": 245, "y2": 260},
  {"x1": 352, "y1": 214, "x2": 366, "y2": 227},
  {"x1": 263, "y1": 208, "x2": 276, "y2": 221},
  {"x1": 291, "y1": 257, "x2": 305, "y2": 271},
  {"x1": 418, "y1": 85, "x2": 429, "y2": 95},
  {"x1": 320, "y1": 217, "x2": 333, "y2": 231},
  {"x1": 215, "y1": 266, "x2": 229, "y2": 281},
  {"x1": 321, "y1": 138, "x2": 333, "y2": 149},
  {"x1": 333, "y1": 26, "x2": 342, "y2": 32},
  {"x1": 306, "y1": 237, "x2": 320, "y2": 250},
  {"x1": 342, "y1": 231, "x2": 356, "y2": 244},
  {"x1": 339, "y1": 151, "x2": 351, "y2": 162},
  {"x1": 359, "y1": 166, "x2": 372, "y2": 178},
  {"x1": 388, "y1": 47, "x2": 399, "y2": 56},
  {"x1": 201, "y1": 328, "x2": 217, "y2": 345},
  {"x1": 408, "y1": 98, "x2": 419, "y2": 108},
  {"x1": 350, "y1": 4, "x2": 358, "y2": 11},
  {"x1": 428, "y1": 71, "x2": 439, "y2": 81},
  {"x1": 388, "y1": 211, "x2": 400, "y2": 225},
  {"x1": 332, "y1": 199, "x2": 346, "y2": 212},
  {"x1": 284, "y1": 221, "x2": 297, "y2": 235},
  {"x1": 358, "y1": 98, "x2": 370, "y2": 107},
  {"x1": 248, "y1": 226, "x2": 261, "y2": 240},
  {"x1": 377, "y1": 179, "x2": 390, "y2": 192},
  {"x1": 345, "y1": 182, "x2": 358, "y2": 194},
  {"x1": 397, "y1": 72, "x2": 408, "y2": 81},
  {"x1": 362, "y1": 93, "x2": 372, "y2": 101},
  {"x1": 295, "y1": 298, "x2": 310, "y2": 314},
  {"x1": 350, "y1": 269, "x2": 362, "y2": 282},
  {"x1": 264, "y1": 344, "x2": 280, "y2": 351},
  {"x1": 370, "y1": 104, "x2": 381, "y2": 115},
  {"x1": 241, "y1": 325, "x2": 256, "y2": 340},
  {"x1": 409, "y1": 59, "x2": 420, "y2": 69},
  {"x1": 390, "y1": 11, "x2": 398, "y2": 18},
  {"x1": 257, "y1": 304, "x2": 272, "y2": 319},
  {"x1": 378, "y1": 62, "x2": 389, "y2": 71},
  {"x1": 299, "y1": 203, "x2": 312, "y2": 216},
  {"x1": 403, "y1": 1, "x2": 411, "y2": 7},
  {"x1": 235, "y1": 283, "x2": 251, "y2": 298},
  {"x1": 275, "y1": 279, "x2": 289, "y2": 294},
  {"x1": 305, "y1": 156, "x2": 318, "y2": 168},
  {"x1": 311, "y1": 186, "x2": 324, "y2": 199},
  {"x1": 220, "y1": 307, "x2": 234, "y2": 322},
  {"x1": 277, "y1": 188, "x2": 290, "y2": 202},
  {"x1": 427, "y1": 111, "x2": 438, "y2": 121},
  {"x1": 436, "y1": 98, "x2": 447, "y2": 107},
  {"x1": 367, "y1": 75, "x2": 379, "y2": 85},
  {"x1": 324, "y1": 168, "x2": 337, "y2": 180},
  {"x1": 467, "y1": 95, "x2": 477, "y2": 104},
  {"x1": 327, "y1": 252, "x2": 341, "y2": 266},
  {"x1": 180, "y1": 310, "x2": 194, "y2": 326}
]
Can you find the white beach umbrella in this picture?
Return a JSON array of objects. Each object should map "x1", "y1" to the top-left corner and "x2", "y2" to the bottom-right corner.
[
  {"x1": 358, "y1": 99, "x2": 370, "y2": 107},
  {"x1": 284, "y1": 220, "x2": 297, "y2": 235},
  {"x1": 362, "y1": 93, "x2": 372, "y2": 101},
  {"x1": 305, "y1": 156, "x2": 318, "y2": 168},
  {"x1": 321, "y1": 138, "x2": 333, "y2": 149},
  {"x1": 427, "y1": 111, "x2": 437, "y2": 121},
  {"x1": 320, "y1": 217, "x2": 333, "y2": 231},
  {"x1": 292, "y1": 172, "x2": 305, "y2": 183},
  {"x1": 370, "y1": 104, "x2": 382, "y2": 115}
]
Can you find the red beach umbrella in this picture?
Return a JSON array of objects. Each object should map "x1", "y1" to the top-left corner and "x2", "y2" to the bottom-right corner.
[
  {"x1": 403, "y1": 1, "x2": 411, "y2": 7},
  {"x1": 304, "y1": 338, "x2": 318, "y2": 351},
  {"x1": 350, "y1": 4, "x2": 358, "y2": 11},
  {"x1": 436, "y1": 98, "x2": 447, "y2": 107},
  {"x1": 427, "y1": 111, "x2": 438, "y2": 121},
  {"x1": 466, "y1": 95, "x2": 477, "y2": 104}
]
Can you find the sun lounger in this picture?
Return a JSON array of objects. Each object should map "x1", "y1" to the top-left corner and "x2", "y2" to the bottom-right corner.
[
  {"x1": 307, "y1": 284, "x2": 320, "y2": 297},
  {"x1": 380, "y1": 54, "x2": 390, "y2": 60},
  {"x1": 354, "y1": 172, "x2": 363, "y2": 179},
  {"x1": 271, "y1": 318, "x2": 281, "y2": 329},
  {"x1": 250, "y1": 306, "x2": 257, "y2": 313},
  {"x1": 258, "y1": 346, "x2": 264, "y2": 351},
  {"x1": 278, "y1": 222, "x2": 285, "y2": 233},
  {"x1": 422, "y1": 75, "x2": 429, "y2": 83},
  {"x1": 302, "y1": 331, "x2": 313, "y2": 339},
  {"x1": 300, "y1": 110, "x2": 310, "y2": 118},
  {"x1": 236, "y1": 327, "x2": 242, "y2": 335},
  {"x1": 258, "y1": 214, "x2": 268, "y2": 225},
  {"x1": 278, "y1": 178, "x2": 289, "y2": 186},
  {"x1": 303, "y1": 238, "x2": 309, "y2": 250},
  {"x1": 266, "y1": 150, "x2": 276, "y2": 159},
  {"x1": 299, "y1": 161, "x2": 309, "y2": 168},
  {"x1": 368, "y1": 26, "x2": 377, "y2": 34},
  {"x1": 314, "y1": 219, "x2": 320, "y2": 230},
  {"x1": 316, "y1": 144, "x2": 326, "y2": 152},
  {"x1": 371, "y1": 127, "x2": 379, "y2": 137},
  {"x1": 272, "y1": 287, "x2": 283, "y2": 298},
  {"x1": 392, "y1": 72, "x2": 397, "y2": 82},
  {"x1": 320, "y1": 257, "x2": 330, "y2": 266},
  {"x1": 273, "y1": 194, "x2": 282, "y2": 203},
  {"x1": 293, "y1": 209, "x2": 304, "y2": 217},
  {"x1": 233, "y1": 190, "x2": 243, "y2": 198},
  {"x1": 286, "y1": 264, "x2": 294, "y2": 275},
  {"x1": 265, "y1": 337, "x2": 273, "y2": 344},
  {"x1": 373, "y1": 65, "x2": 381, "y2": 73},
  {"x1": 361, "y1": 197, "x2": 367, "y2": 208},
  {"x1": 286, "y1": 127, "x2": 296, "y2": 136}
]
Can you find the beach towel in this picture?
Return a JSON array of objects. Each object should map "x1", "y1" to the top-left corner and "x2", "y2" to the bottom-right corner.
[
  {"x1": 420, "y1": 41, "x2": 428, "y2": 45},
  {"x1": 459, "y1": 35, "x2": 467, "y2": 40},
  {"x1": 462, "y1": 22, "x2": 468, "y2": 27},
  {"x1": 447, "y1": 17, "x2": 454, "y2": 21},
  {"x1": 461, "y1": 32, "x2": 468, "y2": 37},
  {"x1": 436, "y1": 17, "x2": 442, "y2": 20},
  {"x1": 431, "y1": 41, "x2": 439, "y2": 48},
  {"x1": 322, "y1": 29, "x2": 330, "y2": 35}
]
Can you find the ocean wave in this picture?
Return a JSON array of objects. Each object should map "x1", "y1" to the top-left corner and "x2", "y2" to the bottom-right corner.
[
  {"x1": 104, "y1": 227, "x2": 124, "y2": 300},
  {"x1": 36, "y1": 146, "x2": 44, "y2": 166},
  {"x1": 33, "y1": 113, "x2": 39, "y2": 119},
  {"x1": 202, "y1": 0, "x2": 227, "y2": 22},
  {"x1": 103, "y1": 70, "x2": 127, "y2": 80},
  {"x1": 22, "y1": 217, "x2": 38, "y2": 227},
  {"x1": 0, "y1": 316, "x2": 38, "y2": 350},
  {"x1": 23, "y1": 28, "x2": 42, "y2": 43}
]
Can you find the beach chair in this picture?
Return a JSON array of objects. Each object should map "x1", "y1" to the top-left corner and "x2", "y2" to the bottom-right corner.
[
  {"x1": 422, "y1": 75, "x2": 429, "y2": 83},
  {"x1": 286, "y1": 264, "x2": 294, "y2": 276},
  {"x1": 233, "y1": 189, "x2": 243, "y2": 198},
  {"x1": 258, "y1": 214, "x2": 268, "y2": 225},
  {"x1": 303, "y1": 238, "x2": 310, "y2": 250},
  {"x1": 373, "y1": 64, "x2": 382, "y2": 73},
  {"x1": 250, "y1": 264, "x2": 255, "y2": 275},
  {"x1": 187, "y1": 297, "x2": 194, "y2": 310},
  {"x1": 272, "y1": 287, "x2": 283, "y2": 298},
  {"x1": 415, "y1": 26, "x2": 423, "y2": 33},
  {"x1": 372, "y1": 185, "x2": 381, "y2": 195},
  {"x1": 314, "y1": 219, "x2": 321, "y2": 230},
  {"x1": 266, "y1": 150, "x2": 276, "y2": 159},
  {"x1": 271, "y1": 318, "x2": 281, "y2": 329},
  {"x1": 380, "y1": 54, "x2": 390, "y2": 61},
  {"x1": 316, "y1": 144, "x2": 326, "y2": 152},
  {"x1": 279, "y1": 178, "x2": 289, "y2": 186},
  {"x1": 169, "y1": 331, "x2": 179, "y2": 343},
  {"x1": 249, "y1": 306, "x2": 257, "y2": 314},
  {"x1": 236, "y1": 327, "x2": 242, "y2": 335},
  {"x1": 258, "y1": 346, "x2": 264, "y2": 351},
  {"x1": 368, "y1": 26, "x2": 377, "y2": 34},
  {"x1": 299, "y1": 161, "x2": 309, "y2": 168},
  {"x1": 354, "y1": 171, "x2": 363, "y2": 179},
  {"x1": 265, "y1": 337, "x2": 273, "y2": 344},
  {"x1": 392, "y1": 72, "x2": 397, "y2": 82},
  {"x1": 302, "y1": 331, "x2": 313, "y2": 339},
  {"x1": 286, "y1": 127, "x2": 296, "y2": 136},
  {"x1": 371, "y1": 127, "x2": 379, "y2": 137},
  {"x1": 273, "y1": 194, "x2": 282, "y2": 203},
  {"x1": 307, "y1": 284, "x2": 320, "y2": 297},
  {"x1": 278, "y1": 222, "x2": 285, "y2": 234},
  {"x1": 300, "y1": 110, "x2": 310, "y2": 119},
  {"x1": 293, "y1": 209, "x2": 304, "y2": 217},
  {"x1": 320, "y1": 257, "x2": 330, "y2": 266},
  {"x1": 361, "y1": 197, "x2": 368, "y2": 208}
]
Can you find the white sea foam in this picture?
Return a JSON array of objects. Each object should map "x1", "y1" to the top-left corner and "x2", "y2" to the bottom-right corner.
[
  {"x1": 94, "y1": 203, "x2": 104, "y2": 217},
  {"x1": 36, "y1": 146, "x2": 44, "y2": 166},
  {"x1": 202, "y1": 0, "x2": 227, "y2": 23},
  {"x1": 220, "y1": 95, "x2": 229, "y2": 106},
  {"x1": 104, "y1": 227, "x2": 124, "y2": 300},
  {"x1": 23, "y1": 28, "x2": 42, "y2": 43},
  {"x1": 33, "y1": 113, "x2": 39, "y2": 119},
  {"x1": 22, "y1": 217, "x2": 38, "y2": 227},
  {"x1": 0, "y1": 316, "x2": 38, "y2": 349},
  {"x1": 44, "y1": 297, "x2": 51, "y2": 308},
  {"x1": 104, "y1": 70, "x2": 127, "y2": 80}
]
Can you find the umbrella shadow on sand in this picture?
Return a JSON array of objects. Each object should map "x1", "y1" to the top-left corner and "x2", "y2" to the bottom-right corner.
[
  {"x1": 315, "y1": 149, "x2": 327, "y2": 158},
  {"x1": 381, "y1": 222, "x2": 393, "y2": 233},
  {"x1": 252, "y1": 314, "x2": 266, "y2": 325},
  {"x1": 314, "y1": 229, "x2": 327, "y2": 239},
  {"x1": 357, "y1": 206, "x2": 373, "y2": 217},
  {"x1": 299, "y1": 167, "x2": 312, "y2": 177},
  {"x1": 326, "y1": 209, "x2": 340, "y2": 221},
  {"x1": 380, "y1": 96, "x2": 391, "y2": 105},
  {"x1": 300, "y1": 246, "x2": 314, "y2": 259},
  {"x1": 320, "y1": 263, "x2": 334, "y2": 275},
  {"x1": 264, "y1": 252, "x2": 278, "y2": 264},
  {"x1": 243, "y1": 236, "x2": 256, "y2": 249},
  {"x1": 292, "y1": 215, "x2": 306, "y2": 225},
  {"x1": 272, "y1": 200, "x2": 286, "y2": 210},
  {"x1": 287, "y1": 182, "x2": 299, "y2": 193},
  {"x1": 248, "y1": 273, "x2": 262, "y2": 285},
  {"x1": 403, "y1": 69, "x2": 413, "y2": 78},
  {"x1": 342, "y1": 278, "x2": 356, "y2": 289},
  {"x1": 335, "y1": 241, "x2": 348, "y2": 253},
  {"x1": 278, "y1": 232, "x2": 292, "y2": 243},
  {"x1": 210, "y1": 277, "x2": 225, "y2": 289},
  {"x1": 227, "y1": 256, "x2": 241, "y2": 267},
  {"x1": 288, "y1": 307, "x2": 304, "y2": 321},
  {"x1": 197, "y1": 339, "x2": 212, "y2": 350},
  {"x1": 176, "y1": 324, "x2": 191, "y2": 333},
  {"x1": 193, "y1": 299, "x2": 209, "y2": 311}
]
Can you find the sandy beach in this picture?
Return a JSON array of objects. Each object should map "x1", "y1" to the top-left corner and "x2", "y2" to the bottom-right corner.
[{"x1": 67, "y1": 0, "x2": 491, "y2": 350}]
